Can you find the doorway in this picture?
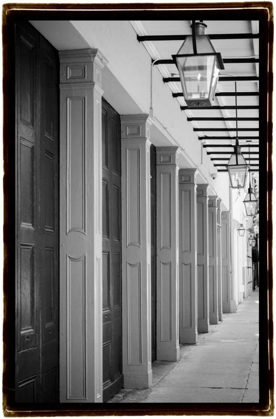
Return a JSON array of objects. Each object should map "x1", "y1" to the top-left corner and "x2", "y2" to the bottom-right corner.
[
  {"x1": 14, "y1": 22, "x2": 59, "y2": 403},
  {"x1": 102, "y1": 99, "x2": 123, "y2": 401}
]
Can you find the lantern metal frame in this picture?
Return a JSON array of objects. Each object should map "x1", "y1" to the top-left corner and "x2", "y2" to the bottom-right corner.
[
  {"x1": 227, "y1": 82, "x2": 249, "y2": 189},
  {"x1": 172, "y1": 20, "x2": 224, "y2": 107}
]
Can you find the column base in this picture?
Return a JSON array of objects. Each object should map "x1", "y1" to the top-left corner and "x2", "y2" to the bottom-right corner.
[
  {"x1": 218, "y1": 311, "x2": 223, "y2": 322},
  {"x1": 157, "y1": 343, "x2": 180, "y2": 362},
  {"x1": 223, "y1": 300, "x2": 237, "y2": 313},
  {"x1": 180, "y1": 329, "x2": 198, "y2": 345},
  {"x1": 209, "y1": 314, "x2": 219, "y2": 324},
  {"x1": 123, "y1": 370, "x2": 152, "y2": 389},
  {"x1": 198, "y1": 319, "x2": 209, "y2": 333}
]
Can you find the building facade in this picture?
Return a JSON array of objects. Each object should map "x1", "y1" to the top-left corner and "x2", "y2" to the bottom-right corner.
[{"x1": 4, "y1": 10, "x2": 269, "y2": 407}]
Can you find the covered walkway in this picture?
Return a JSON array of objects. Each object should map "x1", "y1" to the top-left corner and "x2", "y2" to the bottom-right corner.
[{"x1": 108, "y1": 290, "x2": 259, "y2": 404}]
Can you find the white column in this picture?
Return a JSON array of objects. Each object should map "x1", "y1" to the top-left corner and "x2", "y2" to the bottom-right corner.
[
  {"x1": 59, "y1": 49, "x2": 107, "y2": 402},
  {"x1": 197, "y1": 184, "x2": 209, "y2": 333},
  {"x1": 232, "y1": 220, "x2": 240, "y2": 305},
  {"x1": 156, "y1": 147, "x2": 180, "y2": 361},
  {"x1": 221, "y1": 211, "x2": 236, "y2": 313},
  {"x1": 208, "y1": 196, "x2": 219, "y2": 324},
  {"x1": 217, "y1": 198, "x2": 223, "y2": 321},
  {"x1": 179, "y1": 169, "x2": 198, "y2": 344},
  {"x1": 121, "y1": 115, "x2": 152, "y2": 389}
]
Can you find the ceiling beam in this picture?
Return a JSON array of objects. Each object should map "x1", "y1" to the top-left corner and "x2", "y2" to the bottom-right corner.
[
  {"x1": 204, "y1": 144, "x2": 259, "y2": 148},
  {"x1": 215, "y1": 164, "x2": 259, "y2": 167},
  {"x1": 211, "y1": 158, "x2": 259, "y2": 161},
  {"x1": 174, "y1": 92, "x2": 259, "y2": 98},
  {"x1": 207, "y1": 151, "x2": 259, "y2": 155},
  {"x1": 181, "y1": 106, "x2": 259, "y2": 110},
  {"x1": 194, "y1": 128, "x2": 259, "y2": 132},
  {"x1": 188, "y1": 117, "x2": 259, "y2": 121},
  {"x1": 218, "y1": 169, "x2": 259, "y2": 172},
  {"x1": 164, "y1": 76, "x2": 259, "y2": 83},
  {"x1": 154, "y1": 58, "x2": 259, "y2": 66},
  {"x1": 137, "y1": 33, "x2": 259, "y2": 42},
  {"x1": 198, "y1": 136, "x2": 259, "y2": 140}
]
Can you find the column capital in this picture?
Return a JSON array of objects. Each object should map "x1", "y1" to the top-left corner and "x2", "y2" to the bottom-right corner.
[
  {"x1": 156, "y1": 146, "x2": 180, "y2": 166},
  {"x1": 217, "y1": 198, "x2": 222, "y2": 209},
  {"x1": 197, "y1": 184, "x2": 209, "y2": 197},
  {"x1": 59, "y1": 48, "x2": 108, "y2": 87},
  {"x1": 179, "y1": 168, "x2": 197, "y2": 184},
  {"x1": 208, "y1": 195, "x2": 218, "y2": 207},
  {"x1": 121, "y1": 114, "x2": 152, "y2": 141}
]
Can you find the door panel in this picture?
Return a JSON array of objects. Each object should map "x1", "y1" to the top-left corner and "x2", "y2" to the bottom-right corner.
[
  {"x1": 39, "y1": 34, "x2": 59, "y2": 403},
  {"x1": 15, "y1": 22, "x2": 59, "y2": 403},
  {"x1": 102, "y1": 99, "x2": 123, "y2": 402},
  {"x1": 16, "y1": 23, "x2": 40, "y2": 403}
]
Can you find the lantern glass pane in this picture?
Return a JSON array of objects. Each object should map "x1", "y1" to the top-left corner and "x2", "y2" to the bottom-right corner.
[
  {"x1": 177, "y1": 35, "x2": 216, "y2": 55},
  {"x1": 228, "y1": 151, "x2": 247, "y2": 166},
  {"x1": 176, "y1": 55, "x2": 216, "y2": 101},
  {"x1": 244, "y1": 191, "x2": 257, "y2": 216},
  {"x1": 228, "y1": 165, "x2": 248, "y2": 188},
  {"x1": 238, "y1": 228, "x2": 245, "y2": 237}
]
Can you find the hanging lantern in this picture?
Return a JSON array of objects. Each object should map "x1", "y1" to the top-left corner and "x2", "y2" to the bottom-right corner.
[
  {"x1": 227, "y1": 145, "x2": 249, "y2": 189},
  {"x1": 248, "y1": 237, "x2": 253, "y2": 246},
  {"x1": 243, "y1": 187, "x2": 258, "y2": 216},
  {"x1": 237, "y1": 223, "x2": 246, "y2": 237},
  {"x1": 227, "y1": 83, "x2": 249, "y2": 189},
  {"x1": 172, "y1": 21, "x2": 224, "y2": 107},
  {"x1": 227, "y1": 82, "x2": 249, "y2": 189}
]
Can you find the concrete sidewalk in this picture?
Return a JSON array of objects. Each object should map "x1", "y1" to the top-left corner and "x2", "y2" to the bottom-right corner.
[{"x1": 108, "y1": 290, "x2": 259, "y2": 403}]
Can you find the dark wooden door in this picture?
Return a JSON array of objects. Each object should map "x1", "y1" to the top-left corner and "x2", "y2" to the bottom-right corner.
[
  {"x1": 15, "y1": 22, "x2": 59, "y2": 403},
  {"x1": 150, "y1": 145, "x2": 157, "y2": 362},
  {"x1": 102, "y1": 99, "x2": 123, "y2": 402}
]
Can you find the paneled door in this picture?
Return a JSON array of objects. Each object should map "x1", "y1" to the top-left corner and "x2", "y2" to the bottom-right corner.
[
  {"x1": 15, "y1": 22, "x2": 59, "y2": 403},
  {"x1": 102, "y1": 99, "x2": 123, "y2": 402},
  {"x1": 150, "y1": 145, "x2": 157, "y2": 362}
]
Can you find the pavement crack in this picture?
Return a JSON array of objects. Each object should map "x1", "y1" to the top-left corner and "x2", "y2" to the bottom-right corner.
[{"x1": 241, "y1": 338, "x2": 259, "y2": 402}]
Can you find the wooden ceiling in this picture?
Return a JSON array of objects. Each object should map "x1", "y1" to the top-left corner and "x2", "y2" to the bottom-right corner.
[{"x1": 132, "y1": 20, "x2": 259, "y2": 173}]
